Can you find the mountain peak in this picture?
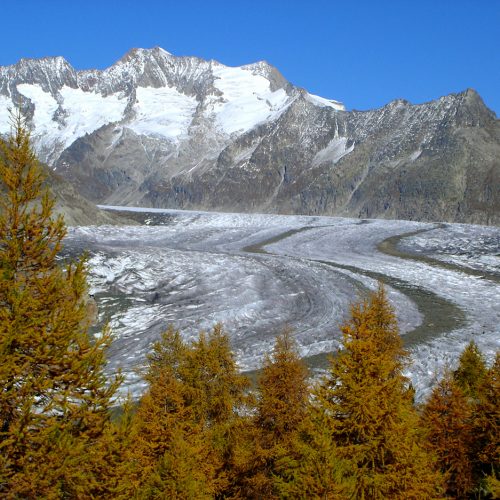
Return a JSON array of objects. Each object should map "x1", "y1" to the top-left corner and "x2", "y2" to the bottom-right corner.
[
  {"x1": 459, "y1": 87, "x2": 490, "y2": 109},
  {"x1": 441, "y1": 88, "x2": 497, "y2": 124},
  {"x1": 118, "y1": 46, "x2": 172, "y2": 62},
  {"x1": 0, "y1": 55, "x2": 77, "y2": 97},
  {"x1": 2, "y1": 54, "x2": 73, "y2": 74}
]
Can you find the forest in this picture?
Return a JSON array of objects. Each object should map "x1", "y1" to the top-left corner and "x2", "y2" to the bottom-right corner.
[{"x1": 0, "y1": 116, "x2": 498, "y2": 499}]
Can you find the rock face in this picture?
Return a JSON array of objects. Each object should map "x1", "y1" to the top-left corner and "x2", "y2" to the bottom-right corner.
[
  {"x1": 47, "y1": 167, "x2": 134, "y2": 226},
  {"x1": 1, "y1": 47, "x2": 498, "y2": 224}
]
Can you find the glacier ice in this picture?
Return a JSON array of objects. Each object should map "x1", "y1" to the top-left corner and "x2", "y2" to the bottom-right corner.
[{"x1": 66, "y1": 208, "x2": 500, "y2": 401}]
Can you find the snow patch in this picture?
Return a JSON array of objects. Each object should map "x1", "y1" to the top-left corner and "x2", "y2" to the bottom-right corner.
[
  {"x1": 306, "y1": 92, "x2": 345, "y2": 111},
  {"x1": 16, "y1": 84, "x2": 127, "y2": 150},
  {"x1": 17, "y1": 84, "x2": 60, "y2": 143},
  {"x1": 128, "y1": 86, "x2": 198, "y2": 140},
  {"x1": 58, "y1": 86, "x2": 127, "y2": 147},
  {"x1": 234, "y1": 143, "x2": 259, "y2": 163},
  {"x1": 409, "y1": 149, "x2": 421, "y2": 161},
  {"x1": 209, "y1": 65, "x2": 289, "y2": 135},
  {"x1": 0, "y1": 94, "x2": 13, "y2": 133},
  {"x1": 313, "y1": 136, "x2": 354, "y2": 166}
]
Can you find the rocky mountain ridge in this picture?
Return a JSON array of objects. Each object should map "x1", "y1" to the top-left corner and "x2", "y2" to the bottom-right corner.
[{"x1": 0, "y1": 47, "x2": 498, "y2": 224}]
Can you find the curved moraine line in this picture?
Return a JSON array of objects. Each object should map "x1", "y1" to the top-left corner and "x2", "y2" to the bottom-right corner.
[
  {"x1": 378, "y1": 225, "x2": 500, "y2": 284},
  {"x1": 243, "y1": 223, "x2": 467, "y2": 370}
]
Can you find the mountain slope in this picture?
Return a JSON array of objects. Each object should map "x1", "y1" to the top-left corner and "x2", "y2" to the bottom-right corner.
[
  {"x1": 47, "y1": 168, "x2": 134, "y2": 226},
  {"x1": 0, "y1": 48, "x2": 498, "y2": 224}
]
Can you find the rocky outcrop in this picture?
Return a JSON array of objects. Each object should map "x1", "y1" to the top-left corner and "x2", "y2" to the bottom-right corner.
[{"x1": 47, "y1": 167, "x2": 133, "y2": 226}]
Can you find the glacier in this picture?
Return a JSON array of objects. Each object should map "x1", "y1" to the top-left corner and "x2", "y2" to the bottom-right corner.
[{"x1": 65, "y1": 208, "x2": 500, "y2": 401}]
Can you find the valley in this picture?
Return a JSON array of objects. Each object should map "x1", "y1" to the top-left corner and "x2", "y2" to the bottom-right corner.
[{"x1": 64, "y1": 208, "x2": 500, "y2": 401}]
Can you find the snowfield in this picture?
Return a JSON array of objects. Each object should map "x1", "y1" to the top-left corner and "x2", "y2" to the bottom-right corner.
[
  {"x1": 0, "y1": 54, "x2": 302, "y2": 161},
  {"x1": 16, "y1": 83, "x2": 128, "y2": 151},
  {"x1": 210, "y1": 64, "x2": 290, "y2": 135},
  {"x1": 65, "y1": 209, "x2": 500, "y2": 401},
  {"x1": 128, "y1": 86, "x2": 198, "y2": 140}
]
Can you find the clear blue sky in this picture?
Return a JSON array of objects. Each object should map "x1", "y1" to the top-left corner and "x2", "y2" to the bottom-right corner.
[{"x1": 2, "y1": 0, "x2": 499, "y2": 115}]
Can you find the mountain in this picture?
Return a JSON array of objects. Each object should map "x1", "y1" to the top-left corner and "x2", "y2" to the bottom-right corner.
[
  {"x1": 1, "y1": 47, "x2": 498, "y2": 224},
  {"x1": 47, "y1": 167, "x2": 133, "y2": 226}
]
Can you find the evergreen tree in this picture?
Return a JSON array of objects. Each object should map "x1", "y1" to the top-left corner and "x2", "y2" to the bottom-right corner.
[
  {"x1": 316, "y1": 285, "x2": 442, "y2": 499},
  {"x1": 0, "y1": 113, "x2": 120, "y2": 496},
  {"x1": 471, "y1": 351, "x2": 499, "y2": 497},
  {"x1": 453, "y1": 340, "x2": 488, "y2": 400},
  {"x1": 237, "y1": 329, "x2": 310, "y2": 498},
  {"x1": 422, "y1": 372, "x2": 475, "y2": 498}
]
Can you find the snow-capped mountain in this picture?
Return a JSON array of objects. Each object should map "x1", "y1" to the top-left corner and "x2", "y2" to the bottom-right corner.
[
  {"x1": 1, "y1": 47, "x2": 498, "y2": 224},
  {"x1": 0, "y1": 47, "x2": 340, "y2": 162}
]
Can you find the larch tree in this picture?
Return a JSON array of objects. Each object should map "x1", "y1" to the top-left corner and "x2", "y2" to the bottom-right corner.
[
  {"x1": 315, "y1": 285, "x2": 442, "y2": 499},
  {"x1": 125, "y1": 324, "x2": 249, "y2": 498},
  {"x1": 421, "y1": 372, "x2": 475, "y2": 498},
  {"x1": 256, "y1": 329, "x2": 309, "y2": 441},
  {"x1": 183, "y1": 323, "x2": 250, "y2": 496},
  {"x1": 86, "y1": 397, "x2": 138, "y2": 499},
  {"x1": 0, "y1": 113, "x2": 120, "y2": 497},
  {"x1": 470, "y1": 351, "x2": 499, "y2": 497},
  {"x1": 121, "y1": 326, "x2": 214, "y2": 498},
  {"x1": 236, "y1": 328, "x2": 310, "y2": 499},
  {"x1": 452, "y1": 341, "x2": 498, "y2": 496},
  {"x1": 424, "y1": 343, "x2": 499, "y2": 498},
  {"x1": 183, "y1": 323, "x2": 249, "y2": 428},
  {"x1": 453, "y1": 340, "x2": 488, "y2": 400},
  {"x1": 278, "y1": 415, "x2": 355, "y2": 499}
]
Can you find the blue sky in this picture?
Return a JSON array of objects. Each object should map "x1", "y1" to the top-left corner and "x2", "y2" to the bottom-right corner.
[{"x1": 2, "y1": 0, "x2": 499, "y2": 114}]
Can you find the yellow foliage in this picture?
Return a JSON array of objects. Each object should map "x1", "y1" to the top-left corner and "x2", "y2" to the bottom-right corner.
[
  {"x1": 315, "y1": 285, "x2": 443, "y2": 499},
  {"x1": 0, "y1": 112, "x2": 120, "y2": 497}
]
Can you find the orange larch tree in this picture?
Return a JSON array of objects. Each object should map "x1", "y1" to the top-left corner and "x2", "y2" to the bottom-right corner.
[
  {"x1": 124, "y1": 324, "x2": 249, "y2": 498},
  {"x1": 237, "y1": 329, "x2": 310, "y2": 498},
  {"x1": 316, "y1": 285, "x2": 442, "y2": 499},
  {"x1": 474, "y1": 352, "x2": 500, "y2": 496},
  {"x1": 453, "y1": 340, "x2": 488, "y2": 400},
  {"x1": 422, "y1": 372, "x2": 475, "y2": 498},
  {"x1": 0, "y1": 113, "x2": 120, "y2": 497}
]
